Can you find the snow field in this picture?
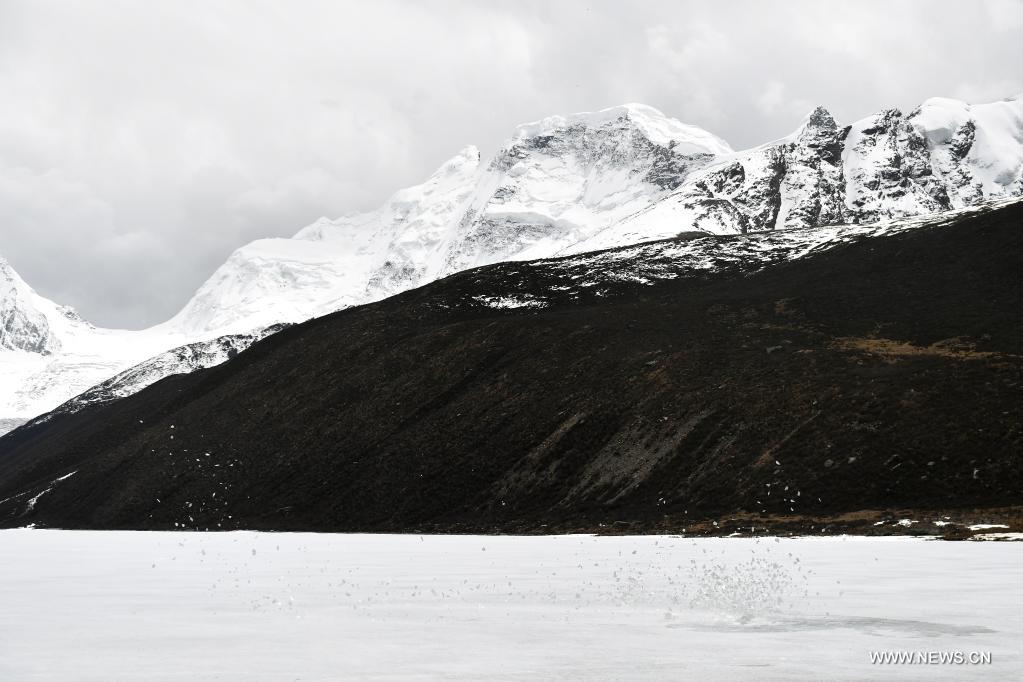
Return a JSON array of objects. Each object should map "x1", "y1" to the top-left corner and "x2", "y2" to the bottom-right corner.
[{"x1": 1, "y1": 531, "x2": 1020, "y2": 680}]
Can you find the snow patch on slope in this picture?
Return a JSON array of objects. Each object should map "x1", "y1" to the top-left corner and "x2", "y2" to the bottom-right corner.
[{"x1": 24, "y1": 471, "x2": 76, "y2": 514}]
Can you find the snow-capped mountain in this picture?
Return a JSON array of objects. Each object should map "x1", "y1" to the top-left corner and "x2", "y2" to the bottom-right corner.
[
  {"x1": 4, "y1": 104, "x2": 732, "y2": 432},
  {"x1": 575, "y1": 96, "x2": 1023, "y2": 250},
  {"x1": 2, "y1": 255, "x2": 69, "y2": 355},
  {"x1": 2, "y1": 256, "x2": 143, "y2": 425},
  {"x1": 175, "y1": 96, "x2": 1023, "y2": 334},
  {"x1": 0, "y1": 256, "x2": 251, "y2": 433},
  {"x1": 2, "y1": 95, "x2": 1022, "y2": 435},
  {"x1": 169, "y1": 104, "x2": 731, "y2": 335}
]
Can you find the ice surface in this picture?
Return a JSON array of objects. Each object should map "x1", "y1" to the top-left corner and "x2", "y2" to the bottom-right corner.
[{"x1": 0, "y1": 531, "x2": 1020, "y2": 681}]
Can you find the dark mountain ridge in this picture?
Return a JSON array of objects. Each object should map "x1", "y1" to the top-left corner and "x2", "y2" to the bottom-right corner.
[{"x1": 1, "y1": 202, "x2": 1022, "y2": 535}]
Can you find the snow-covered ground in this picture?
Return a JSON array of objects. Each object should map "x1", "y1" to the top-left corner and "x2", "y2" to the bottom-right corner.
[{"x1": 1, "y1": 531, "x2": 1020, "y2": 680}]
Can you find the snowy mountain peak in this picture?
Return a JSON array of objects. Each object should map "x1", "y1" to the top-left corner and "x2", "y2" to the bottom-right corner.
[
  {"x1": 0, "y1": 256, "x2": 61, "y2": 355},
  {"x1": 450, "y1": 144, "x2": 482, "y2": 165},
  {"x1": 911, "y1": 97, "x2": 972, "y2": 145},
  {"x1": 512, "y1": 103, "x2": 733, "y2": 156},
  {"x1": 788, "y1": 106, "x2": 843, "y2": 165},
  {"x1": 612, "y1": 94, "x2": 1023, "y2": 241},
  {"x1": 794, "y1": 106, "x2": 839, "y2": 138},
  {"x1": 0, "y1": 254, "x2": 12, "y2": 279},
  {"x1": 180, "y1": 105, "x2": 738, "y2": 336},
  {"x1": 910, "y1": 95, "x2": 1023, "y2": 192},
  {"x1": 918, "y1": 95, "x2": 969, "y2": 110}
]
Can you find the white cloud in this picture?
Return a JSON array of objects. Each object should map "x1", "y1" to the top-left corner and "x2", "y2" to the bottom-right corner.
[
  {"x1": 983, "y1": 0, "x2": 1023, "y2": 29},
  {"x1": 756, "y1": 81, "x2": 786, "y2": 116},
  {"x1": 645, "y1": 22, "x2": 733, "y2": 127}
]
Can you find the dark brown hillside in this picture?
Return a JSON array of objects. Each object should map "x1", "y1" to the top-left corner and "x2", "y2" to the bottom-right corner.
[{"x1": 1, "y1": 202, "x2": 1022, "y2": 534}]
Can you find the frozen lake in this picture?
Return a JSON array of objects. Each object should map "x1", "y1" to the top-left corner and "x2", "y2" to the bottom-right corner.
[{"x1": 1, "y1": 531, "x2": 1020, "y2": 680}]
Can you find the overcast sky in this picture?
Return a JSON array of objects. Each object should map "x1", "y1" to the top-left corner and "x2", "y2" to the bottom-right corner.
[{"x1": 2, "y1": 0, "x2": 1022, "y2": 328}]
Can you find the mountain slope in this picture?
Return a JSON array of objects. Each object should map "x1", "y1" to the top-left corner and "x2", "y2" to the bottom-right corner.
[
  {"x1": 1, "y1": 256, "x2": 66, "y2": 355},
  {"x1": 1, "y1": 256, "x2": 171, "y2": 426},
  {"x1": 170, "y1": 104, "x2": 732, "y2": 335},
  {"x1": 0, "y1": 256, "x2": 275, "y2": 435},
  {"x1": 2, "y1": 96, "x2": 1021, "y2": 432},
  {"x1": 1, "y1": 104, "x2": 730, "y2": 428},
  {"x1": 2, "y1": 199, "x2": 1020, "y2": 532}
]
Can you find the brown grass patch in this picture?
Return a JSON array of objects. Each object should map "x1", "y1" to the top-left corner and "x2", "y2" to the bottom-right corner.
[{"x1": 833, "y1": 336, "x2": 1019, "y2": 362}]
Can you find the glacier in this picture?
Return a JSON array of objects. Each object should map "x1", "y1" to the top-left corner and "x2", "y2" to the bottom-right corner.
[{"x1": 2, "y1": 95, "x2": 1022, "y2": 432}]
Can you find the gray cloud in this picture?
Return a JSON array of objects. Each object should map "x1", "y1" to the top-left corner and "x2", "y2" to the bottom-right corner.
[{"x1": 1, "y1": 0, "x2": 1020, "y2": 327}]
